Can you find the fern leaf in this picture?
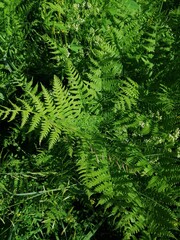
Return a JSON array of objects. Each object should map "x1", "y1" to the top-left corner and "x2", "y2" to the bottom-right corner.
[
  {"x1": 53, "y1": 75, "x2": 65, "y2": 103},
  {"x1": 53, "y1": 75, "x2": 74, "y2": 119},
  {"x1": 48, "y1": 127, "x2": 61, "y2": 149},
  {"x1": 8, "y1": 110, "x2": 19, "y2": 122},
  {"x1": 28, "y1": 91, "x2": 45, "y2": 114},
  {"x1": 41, "y1": 84, "x2": 55, "y2": 114},
  {"x1": 24, "y1": 80, "x2": 38, "y2": 95},
  {"x1": 28, "y1": 113, "x2": 42, "y2": 133},
  {"x1": 21, "y1": 110, "x2": 31, "y2": 128},
  {"x1": 39, "y1": 119, "x2": 53, "y2": 145},
  {"x1": 18, "y1": 99, "x2": 32, "y2": 128},
  {"x1": 66, "y1": 61, "x2": 83, "y2": 107}
]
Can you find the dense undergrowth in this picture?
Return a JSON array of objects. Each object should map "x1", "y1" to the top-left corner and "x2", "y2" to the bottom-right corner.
[{"x1": 0, "y1": 0, "x2": 179, "y2": 239}]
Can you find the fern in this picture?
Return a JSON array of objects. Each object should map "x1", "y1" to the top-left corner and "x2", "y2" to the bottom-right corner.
[
  {"x1": 0, "y1": 62, "x2": 100, "y2": 149},
  {"x1": 0, "y1": 1, "x2": 179, "y2": 239},
  {"x1": 115, "y1": 77, "x2": 139, "y2": 111}
]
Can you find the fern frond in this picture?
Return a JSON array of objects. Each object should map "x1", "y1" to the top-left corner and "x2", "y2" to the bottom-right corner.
[
  {"x1": 66, "y1": 61, "x2": 84, "y2": 104},
  {"x1": 28, "y1": 91, "x2": 45, "y2": 114},
  {"x1": 115, "y1": 78, "x2": 139, "y2": 111},
  {"x1": 53, "y1": 75, "x2": 74, "y2": 119},
  {"x1": 157, "y1": 85, "x2": 174, "y2": 113},
  {"x1": 48, "y1": 127, "x2": 61, "y2": 150},
  {"x1": 41, "y1": 84, "x2": 55, "y2": 114},
  {"x1": 18, "y1": 99, "x2": 32, "y2": 128},
  {"x1": 39, "y1": 119, "x2": 53, "y2": 145},
  {"x1": 28, "y1": 113, "x2": 42, "y2": 133},
  {"x1": 0, "y1": 103, "x2": 20, "y2": 122},
  {"x1": 20, "y1": 110, "x2": 31, "y2": 128},
  {"x1": 42, "y1": 35, "x2": 69, "y2": 63},
  {"x1": 8, "y1": 103, "x2": 20, "y2": 122}
]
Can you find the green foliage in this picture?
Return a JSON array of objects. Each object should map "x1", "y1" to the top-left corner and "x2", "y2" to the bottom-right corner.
[{"x1": 0, "y1": 0, "x2": 179, "y2": 239}]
